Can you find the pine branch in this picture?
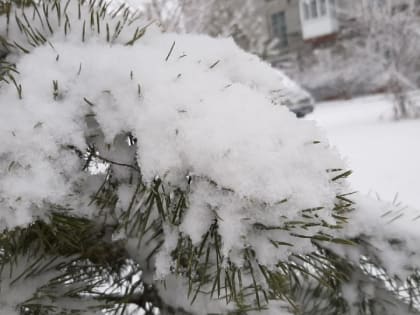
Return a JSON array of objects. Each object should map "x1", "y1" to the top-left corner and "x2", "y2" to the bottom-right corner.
[{"x1": 96, "y1": 286, "x2": 194, "y2": 315}]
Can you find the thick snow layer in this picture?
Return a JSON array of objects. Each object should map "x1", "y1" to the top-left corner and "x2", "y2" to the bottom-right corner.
[
  {"x1": 307, "y1": 95, "x2": 420, "y2": 210},
  {"x1": 0, "y1": 2, "x2": 350, "y2": 313},
  {"x1": 348, "y1": 195, "x2": 420, "y2": 277},
  {"x1": 0, "y1": 27, "x2": 346, "y2": 233}
]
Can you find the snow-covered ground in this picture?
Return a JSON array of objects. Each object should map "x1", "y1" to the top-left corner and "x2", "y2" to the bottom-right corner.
[{"x1": 307, "y1": 95, "x2": 420, "y2": 210}]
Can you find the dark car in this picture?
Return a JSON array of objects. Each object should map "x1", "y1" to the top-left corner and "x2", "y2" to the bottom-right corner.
[{"x1": 272, "y1": 70, "x2": 315, "y2": 118}]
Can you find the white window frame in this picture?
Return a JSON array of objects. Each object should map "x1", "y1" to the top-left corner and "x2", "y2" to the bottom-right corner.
[{"x1": 300, "y1": 0, "x2": 335, "y2": 20}]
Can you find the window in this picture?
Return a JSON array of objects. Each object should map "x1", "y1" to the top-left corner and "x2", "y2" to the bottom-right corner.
[
  {"x1": 310, "y1": 0, "x2": 318, "y2": 18},
  {"x1": 301, "y1": 0, "x2": 334, "y2": 20},
  {"x1": 271, "y1": 11, "x2": 288, "y2": 48},
  {"x1": 320, "y1": 0, "x2": 327, "y2": 15},
  {"x1": 303, "y1": 3, "x2": 310, "y2": 20},
  {"x1": 329, "y1": 0, "x2": 336, "y2": 17}
]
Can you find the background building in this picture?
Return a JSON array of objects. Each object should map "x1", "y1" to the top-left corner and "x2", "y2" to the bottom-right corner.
[{"x1": 258, "y1": 0, "x2": 346, "y2": 68}]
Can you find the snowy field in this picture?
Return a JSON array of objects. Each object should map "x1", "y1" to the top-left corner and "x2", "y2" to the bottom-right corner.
[{"x1": 307, "y1": 95, "x2": 420, "y2": 210}]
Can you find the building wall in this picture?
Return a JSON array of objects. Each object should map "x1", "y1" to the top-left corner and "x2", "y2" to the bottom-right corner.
[
  {"x1": 264, "y1": 0, "x2": 302, "y2": 33},
  {"x1": 259, "y1": 0, "x2": 308, "y2": 65},
  {"x1": 262, "y1": 0, "x2": 302, "y2": 41},
  {"x1": 259, "y1": 0, "x2": 355, "y2": 67}
]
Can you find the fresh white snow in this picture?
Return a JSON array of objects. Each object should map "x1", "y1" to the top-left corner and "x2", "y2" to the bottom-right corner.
[
  {"x1": 307, "y1": 94, "x2": 420, "y2": 210},
  {"x1": 2, "y1": 1, "x2": 420, "y2": 313},
  {"x1": 0, "y1": 2, "x2": 351, "y2": 313}
]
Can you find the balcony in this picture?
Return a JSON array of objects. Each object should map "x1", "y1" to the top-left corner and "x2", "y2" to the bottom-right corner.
[{"x1": 299, "y1": 0, "x2": 339, "y2": 40}]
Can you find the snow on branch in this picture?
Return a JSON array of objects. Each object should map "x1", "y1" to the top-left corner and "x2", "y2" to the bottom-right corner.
[{"x1": 2, "y1": 1, "x2": 418, "y2": 314}]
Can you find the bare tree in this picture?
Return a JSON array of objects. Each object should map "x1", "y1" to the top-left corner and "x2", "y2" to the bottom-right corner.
[
  {"x1": 334, "y1": 0, "x2": 420, "y2": 118},
  {"x1": 351, "y1": 0, "x2": 420, "y2": 118},
  {"x1": 297, "y1": 0, "x2": 420, "y2": 118}
]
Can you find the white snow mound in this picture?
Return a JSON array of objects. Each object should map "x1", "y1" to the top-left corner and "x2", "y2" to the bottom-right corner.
[{"x1": 0, "y1": 16, "x2": 346, "y2": 253}]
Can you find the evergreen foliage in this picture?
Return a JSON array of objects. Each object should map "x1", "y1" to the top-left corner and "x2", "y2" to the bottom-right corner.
[{"x1": 0, "y1": 1, "x2": 420, "y2": 315}]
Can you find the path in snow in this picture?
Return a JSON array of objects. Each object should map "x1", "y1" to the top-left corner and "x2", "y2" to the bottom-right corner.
[{"x1": 306, "y1": 95, "x2": 420, "y2": 210}]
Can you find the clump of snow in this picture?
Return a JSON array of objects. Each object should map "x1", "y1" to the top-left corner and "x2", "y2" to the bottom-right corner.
[
  {"x1": 0, "y1": 5, "x2": 345, "y2": 229},
  {"x1": 343, "y1": 195, "x2": 420, "y2": 278},
  {"x1": 0, "y1": 1, "x2": 352, "y2": 312}
]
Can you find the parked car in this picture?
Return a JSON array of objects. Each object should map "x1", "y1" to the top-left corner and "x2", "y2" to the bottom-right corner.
[{"x1": 272, "y1": 70, "x2": 315, "y2": 118}]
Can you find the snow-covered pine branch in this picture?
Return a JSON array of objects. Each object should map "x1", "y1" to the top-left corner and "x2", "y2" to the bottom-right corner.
[{"x1": 1, "y1": 1, "x2": 420, "y2": 315}]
